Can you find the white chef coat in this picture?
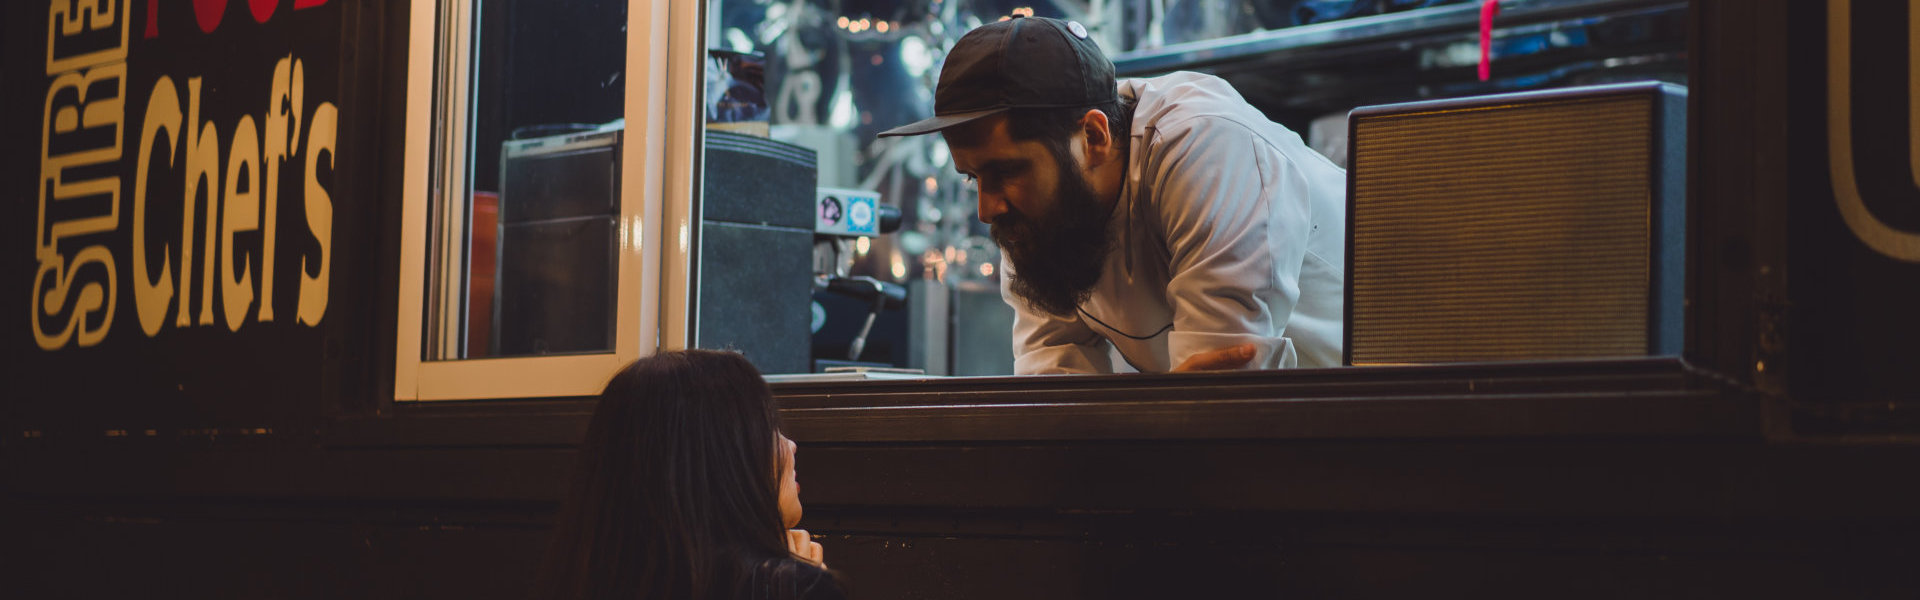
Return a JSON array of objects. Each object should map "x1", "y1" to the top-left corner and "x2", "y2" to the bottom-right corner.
[{"x1": 1004, "y1": 71, "x2": 1347, "y2": 374}]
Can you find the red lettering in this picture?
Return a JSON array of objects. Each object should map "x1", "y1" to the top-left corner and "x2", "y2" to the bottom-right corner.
[
  {"x1": 146, "y1": 0, "x2": 161, "y2": 38},
  {"x1": 193, "y1": 0, "x2": 227, "y2": 33},
  {"x1": 249, "y1": 0, "x2": 277, "y2": 23},
  {"x1": 164, "y1": 0, "x2": 326, "y2": 36}
]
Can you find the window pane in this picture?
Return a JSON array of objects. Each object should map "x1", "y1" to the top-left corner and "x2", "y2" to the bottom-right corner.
[
  {"x1": 432, "y1": 0, "x2": 626, "y2": 360},
  {"x1": 691, "y1": 0, "x2": 1688, "y2": 376},
  {"x1": 694, "y1": 0, "x2": 1018, "y2": 376}
]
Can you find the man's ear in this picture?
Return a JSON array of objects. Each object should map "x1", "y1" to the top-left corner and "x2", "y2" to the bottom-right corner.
[{"x1": 1080, "y1": 108, "x2": 1115, "y2": 166}]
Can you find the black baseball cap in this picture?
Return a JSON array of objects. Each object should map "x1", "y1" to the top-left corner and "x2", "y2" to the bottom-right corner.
[{"x1": 877, "y1": 16, "x2": 1116, "y2": 138}]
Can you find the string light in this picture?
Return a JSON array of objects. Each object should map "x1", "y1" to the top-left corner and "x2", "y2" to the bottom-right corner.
[
  {"x1": 840, "y1": 17, "x2": 879, "y2": 33},
  {"x1": 923, "y1": 249, "x2": 949, "y2": 282}
]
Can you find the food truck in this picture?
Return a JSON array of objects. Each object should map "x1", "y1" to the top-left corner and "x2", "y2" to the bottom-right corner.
[{"x1": 5, "y1": 0, "x2": 1919, "y2": 596}]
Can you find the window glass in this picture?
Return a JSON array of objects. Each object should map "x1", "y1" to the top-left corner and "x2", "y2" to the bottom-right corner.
[
  {"x1": 427, "y1": 0, "x2": 627, "y2": 360},
  {"x1": 691, "y1": 0, "x2": 1688, "y2": 377},
  {"x1": 693, "y1": 0, "x2": 1032, "y2": 377}
]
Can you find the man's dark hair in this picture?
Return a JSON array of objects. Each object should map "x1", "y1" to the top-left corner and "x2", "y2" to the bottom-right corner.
[{"x1": 1005, "y1": 96, "x2": 1137, "y2": 162}]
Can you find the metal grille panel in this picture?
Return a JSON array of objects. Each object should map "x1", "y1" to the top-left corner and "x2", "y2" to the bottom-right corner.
[{"x1": 1350, "y1": 95, "x2": 1653, "y2": 364}]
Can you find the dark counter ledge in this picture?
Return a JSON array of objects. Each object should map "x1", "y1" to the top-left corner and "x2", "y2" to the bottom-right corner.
[
  {"x1": 773, "y1": 358, "x2": 1762, "y2": 443},
  {"x1": 305, "y1": 357, "x2": 1759, "y2": 449}
]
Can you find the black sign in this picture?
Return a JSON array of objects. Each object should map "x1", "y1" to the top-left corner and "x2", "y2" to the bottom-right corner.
[
  {"x1": 3, "y1": 0, "x2": 388, "y2": 432},
  {"x1": 1791, "y1": 0, "x2": 1920, "y2": 407}
]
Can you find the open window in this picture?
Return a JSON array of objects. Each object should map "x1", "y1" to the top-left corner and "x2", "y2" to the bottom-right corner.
[
  {"x1": 394, "y1": 0, "x2": 1691, "y2": 398},
  {"x1": 682, "y1": 0, "x2": 1688, "y2": 379}
]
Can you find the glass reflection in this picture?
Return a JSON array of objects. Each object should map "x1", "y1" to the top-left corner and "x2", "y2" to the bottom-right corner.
[{"x1": 433, "y1": 0, "x2": 626, "y2": 360}]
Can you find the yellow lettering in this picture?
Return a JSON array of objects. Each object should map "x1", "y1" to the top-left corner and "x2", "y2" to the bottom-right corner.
[
  {"x1": 181, "y1": 77, "x2": 221, "y2": 327},
  {"x1": 133, "y1": 76, "x2": 181, "y2": 337},
  {"x1": 261, "y1": 56, "x2": 303, "y2": 322},
  {"x1": 70, "y1": 246, "x2": 115, "y2": 346},
  {"x1": 46, "y1": 0, "x2": 131, "y2": 75},
  {"x1": 54, "y1": 0, "x2": 116, "y2": 36},
  {"x1": 222, "y1": 115, "x2": 261, "y2": 331},
  {"x1": 298, "y1": 102, "x2": 336, "y2": 326},
  {"x1": 32, "y1": 247, "x2": 117, "y2": 348},
  {"x1": 38, "y1": 1, "x2": 133, "y2": 351},
  {"x1": 30, "y1": 264, "x2": 70, "y2": 349},
  {"x1": 38, "y1": 64, "x2": 126, "y2": 248},
  {"x1": 35, "y1": 62, "x2": 126, "y2": 350}
]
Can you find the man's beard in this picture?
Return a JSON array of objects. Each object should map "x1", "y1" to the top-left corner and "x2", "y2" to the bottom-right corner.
[{"x1": 993, "y1": 146, "x2": 1114, "y2": 318}]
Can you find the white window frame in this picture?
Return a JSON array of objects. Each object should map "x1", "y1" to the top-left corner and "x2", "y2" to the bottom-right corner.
[{"x1": 394, "y1": 0, "x2": 702, "y2": 401}]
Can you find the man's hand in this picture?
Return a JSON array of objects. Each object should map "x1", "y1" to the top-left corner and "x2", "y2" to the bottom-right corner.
[
  {"x1": 787, "y1": 529, "x2": 825, "y2": 567},
  {"x1": 1171, "y1": 343, "x2": 1257, "y2": 372}
]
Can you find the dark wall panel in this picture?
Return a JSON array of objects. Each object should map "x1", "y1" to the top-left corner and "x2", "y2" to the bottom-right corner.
[{"x1": 2, "y1": 498, "x2": 551, "y2": 600}]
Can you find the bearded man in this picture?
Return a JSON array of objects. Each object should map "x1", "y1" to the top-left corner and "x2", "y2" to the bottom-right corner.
[{"x1": 879, "y1": 15, "x2": 1346, "y2": 374}]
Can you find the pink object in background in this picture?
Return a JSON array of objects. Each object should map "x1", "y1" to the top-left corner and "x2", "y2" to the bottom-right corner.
[
  {"x1": 1480, "y1": 0, "x2": 1501, "y2": 82},
  {"x1": 467, "y1": 192, "x2": 499, "y2": 358}
]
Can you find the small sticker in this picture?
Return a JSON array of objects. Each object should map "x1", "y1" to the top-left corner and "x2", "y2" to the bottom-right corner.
[
  {"x1": 849, "y1": 198, "x2": 874, "y2": 230},
  {"x1": 816, "y1": 187, "x2": 882, "y2": 236},
  {"x1": 819, "y1": 196, "x2": 843, "y2": 224},
  {"x1": 1068, "y1": 21, "x2": 1089, "y2": 39}
]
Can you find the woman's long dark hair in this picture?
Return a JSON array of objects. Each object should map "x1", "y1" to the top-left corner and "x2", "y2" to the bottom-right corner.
[{"x1": 539, "y1": 350, "x2": 821, "y2": 600}]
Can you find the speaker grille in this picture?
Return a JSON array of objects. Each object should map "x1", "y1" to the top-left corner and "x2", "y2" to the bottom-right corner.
[{"x1": 1350, "y1": 94, "x2": 1654, "y2": 364}]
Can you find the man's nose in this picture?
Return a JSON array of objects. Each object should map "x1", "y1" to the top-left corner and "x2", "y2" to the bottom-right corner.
[{"x1": 977, "y1": 190, "x2": 1009, "y2": 224}]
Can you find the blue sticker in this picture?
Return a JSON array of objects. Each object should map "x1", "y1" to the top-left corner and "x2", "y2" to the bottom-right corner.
[{"x1": 848, "y1": 196, "x2": 876, "y2": 234}]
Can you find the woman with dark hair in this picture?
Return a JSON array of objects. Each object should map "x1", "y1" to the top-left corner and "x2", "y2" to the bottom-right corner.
[{"x1": 540, "y1": 350, "x2": 843, "y2": 600}]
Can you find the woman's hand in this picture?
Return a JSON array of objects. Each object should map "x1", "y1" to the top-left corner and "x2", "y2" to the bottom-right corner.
[{"x1": 787, "y1": 529, "x2": 825, "y2": 567}]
